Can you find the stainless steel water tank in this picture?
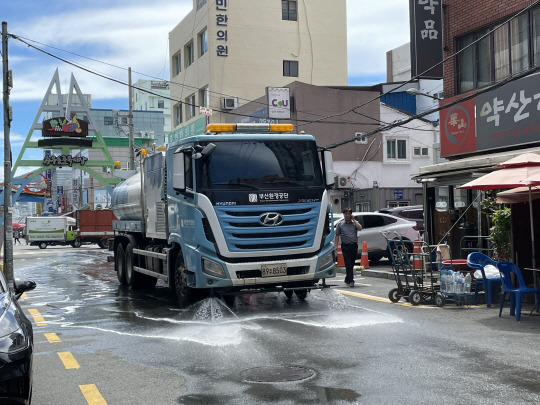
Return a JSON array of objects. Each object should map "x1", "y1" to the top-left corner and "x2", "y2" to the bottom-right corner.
[{"x1": 111, "y1": 173, "x2": 143, "y2": 221}]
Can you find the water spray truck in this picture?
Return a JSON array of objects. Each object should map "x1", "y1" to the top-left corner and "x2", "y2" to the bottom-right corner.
[{"x1": 110, "y1": 123, "x2": 336, "y2": 307}]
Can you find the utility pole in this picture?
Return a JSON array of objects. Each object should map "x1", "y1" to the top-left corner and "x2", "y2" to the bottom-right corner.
[
  {"x1": 128, "y1": 67, "x2": 134, "y2": 170},
  {"x1": 2, "y1": 21, "x2": 14, "y2": 289}
]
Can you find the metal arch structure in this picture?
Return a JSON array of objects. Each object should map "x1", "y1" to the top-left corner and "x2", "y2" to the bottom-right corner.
[{"x1": 0, "y1": 69, "x2": 121, "y2": 212}]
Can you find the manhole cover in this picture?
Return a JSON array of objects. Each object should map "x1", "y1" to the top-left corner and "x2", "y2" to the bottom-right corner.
[{"x1": 239, "y1": 365, "x2": 315, "y2": 383}]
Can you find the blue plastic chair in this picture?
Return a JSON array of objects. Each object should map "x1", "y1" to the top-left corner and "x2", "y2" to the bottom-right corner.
[
  {"x1": 466, "y1": 252, "x2": 502, "y2": 308},
  {"x1": 498, "y1": 261, "x2": 540, "y2": 322}
]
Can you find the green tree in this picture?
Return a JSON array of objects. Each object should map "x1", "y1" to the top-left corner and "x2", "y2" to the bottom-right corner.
[{"x1": 489, "y1": 207, "x2": 511, "y2": 261}]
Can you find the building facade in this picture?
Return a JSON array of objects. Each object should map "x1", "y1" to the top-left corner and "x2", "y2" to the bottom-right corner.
[
  {"x1": 415, "y1": 0, "x2": 540, "y2": 266},
  {"x1": 132, "y1": 79, "x2": 171, "y2": 139},
  {"x1": 168, "y1": 0, "x2": 347, "y2": 135}
]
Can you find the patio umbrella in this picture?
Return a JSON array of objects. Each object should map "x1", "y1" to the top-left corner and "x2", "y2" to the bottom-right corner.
[
  {"x1": 459, "y1": 152, "x2": 540, "y2": 268},
  {"x1": 496, "y1": 186, "x2": 540, "y2": 204},
  {"x1": 12, "y1": 222, "x2": 25, "y2": 229}
]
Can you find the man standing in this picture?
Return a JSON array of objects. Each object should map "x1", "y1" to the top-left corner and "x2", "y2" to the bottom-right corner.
[{"x1": 334, "y1": 208, "x2": 362, "y2": 287}]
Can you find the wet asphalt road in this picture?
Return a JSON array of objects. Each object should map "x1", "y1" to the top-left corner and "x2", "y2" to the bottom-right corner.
[{"x1": 12, "y1": 244, "x2": 540, "y2": 404}]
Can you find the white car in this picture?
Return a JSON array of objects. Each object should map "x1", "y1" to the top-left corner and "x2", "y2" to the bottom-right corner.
[{"x1": 333, "y1": 212, "x2": 420, "y2": 262}]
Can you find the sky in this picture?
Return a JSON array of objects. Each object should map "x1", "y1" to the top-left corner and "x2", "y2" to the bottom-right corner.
[{"x1": 0, "y1": 0, "x2": 411, "y2": 181}]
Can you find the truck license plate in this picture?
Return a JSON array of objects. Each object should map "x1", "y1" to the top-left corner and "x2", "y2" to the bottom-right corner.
[{"x1": 261, "y1": 263, "x2": 287, "y2": 277}]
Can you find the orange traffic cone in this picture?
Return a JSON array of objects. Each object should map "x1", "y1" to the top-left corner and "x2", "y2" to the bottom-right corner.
[
  {"x1": 413, "y1": 239, "x2": 424, "y2": 271},
  {"x1": 336, "y1": 242, "x2": 345, "y2": 267},
  {"x1": 360, "y1": 241, "x2": 369, "y2": 269}
]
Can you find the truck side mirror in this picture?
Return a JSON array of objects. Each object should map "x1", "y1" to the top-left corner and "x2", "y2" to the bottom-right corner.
[
  {"x1": 172, "y1": 152, "x2": 186, "y2": 190},
  {"x1": 322, "y1": 150, "x2": 335, "y2": 188}
]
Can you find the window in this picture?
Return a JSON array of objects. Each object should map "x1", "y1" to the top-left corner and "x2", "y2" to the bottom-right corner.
[
  {"x1": 173, "y1": 52, "x2": 181, "y2": 76},
  {"x1": 121, "y1": 117, "x2": 128, "y2": 125},
  {"x1": 355, "y1": 132, "x2": 367, "y2": 144},
  {"x1": 186, "y1": 94, "x2": 196, "y2": 120},
  {"x1": 510, "y1": 14, "x2": 529, "y2": 75},
  {"x1": 198, "y1": 28, "x2": 208, "y2": 57},
  {"x1": 387, "y1": 139, "x2": 407, "y2": 160},
  {"x1": 158, "y1": 100, "x2": 165, "y2": 109},
  {"x1": 185, "y1": 42, "x2": 194, "y2": 67},
  {"x1": 388, "y1": 201, "x2": 411, "y2": 208},
  {"x1": 282, "y1": 0, "x2": 297, "y2": 21},
  {"x1": 185, "y1": 152, "x2": 193, "y2": 189},
  {"x1": 413, "y1": 147, "x2": 429, "y2": 156},
  {"x1": 199, "y1": 86, "x2": 209, "y2": 108},
  {"x1": 456, "y1": 8, "x2": 538, "y2": 94},
  {"x1": 175, "y1": 103, "x2": 182, "y2": 126},
  {"x1": 104, "y1": 116, "x2": 113, "y2": 125},
  {"x1": 196, "y1": 0, "x2": 207, "y2": 11},
  {"x1": 283, "y1": 60, "x2": 298, "y2": 77}
]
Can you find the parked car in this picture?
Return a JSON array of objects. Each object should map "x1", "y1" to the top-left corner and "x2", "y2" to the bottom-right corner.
[
  {"x1": 334, "y1": 212, "x2": 420, "y2": 262},
  {"x1": 0, "y1": 273, "x2": 36, "y2": 404},
  {"x1": 378, "y1": 205, "x2": 424, "y2": 232}
]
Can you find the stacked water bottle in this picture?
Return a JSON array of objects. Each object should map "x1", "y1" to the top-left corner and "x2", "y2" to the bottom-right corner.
[{"x1": 440, "y1": 269, "x2": 471, "y2": 294}]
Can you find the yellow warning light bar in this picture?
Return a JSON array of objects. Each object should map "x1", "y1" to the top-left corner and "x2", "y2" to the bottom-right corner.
[{"x1": 206, "y1": 123, "x2": 294, "y2": 133}]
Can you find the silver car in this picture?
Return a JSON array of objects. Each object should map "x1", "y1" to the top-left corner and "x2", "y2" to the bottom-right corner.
[{"x1": 333, "y1": 212, "x2": 420, "y2": 262}]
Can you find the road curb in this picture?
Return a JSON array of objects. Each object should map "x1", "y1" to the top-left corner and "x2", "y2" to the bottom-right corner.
[{"x1": 335, "y1": 265, "x2": 396, "y2": 280}]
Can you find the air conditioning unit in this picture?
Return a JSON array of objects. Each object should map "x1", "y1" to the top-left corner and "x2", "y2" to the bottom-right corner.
[
  {"x1": 335, "y1": 175, "x2": 353, "y2": 189},
  {"x1": 222, "y1": 97, "x2": 238, "y2": 110}
]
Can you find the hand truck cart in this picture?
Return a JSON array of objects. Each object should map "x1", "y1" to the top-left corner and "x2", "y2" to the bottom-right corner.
[
  {"x1": 433, "y1": 243, "x2": 474, "y2": 307},
  {"x1": 382, "y1": 231, "x2": 441, "y2": 306}
]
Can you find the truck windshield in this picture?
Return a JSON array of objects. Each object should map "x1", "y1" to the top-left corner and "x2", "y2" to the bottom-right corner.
[{"x1": 199, "y1": 140, "x2": 324, "y2": 190}]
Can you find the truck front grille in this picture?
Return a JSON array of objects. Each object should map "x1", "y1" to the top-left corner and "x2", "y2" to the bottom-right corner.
[{"x1": 215, "y1": 203, "x2": 320, "y2": 252}]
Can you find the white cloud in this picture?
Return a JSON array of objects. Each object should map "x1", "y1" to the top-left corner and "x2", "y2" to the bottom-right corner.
[
  {"x1": 8, "y1": 1, "x2": 192, "y2": 101},
  {"x1": 347, "y1": 1, "x2": 410, "y2": 77}
]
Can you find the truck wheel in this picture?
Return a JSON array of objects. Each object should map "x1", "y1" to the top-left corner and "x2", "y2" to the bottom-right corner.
[
  {"x1": 116, "y1": 243, "x2": 127, "y2": 285},
  {"x1": 39, "y1": 242, "x2": 47, "y2": 249},
  {"x1": 294, "y1": 289, "x2": 308, "y2": 300},
  {"x1": 125, "y1": 243, "x2": 141, "y2": 289},
  {"x1": 98, "y1": 239, "x2": 109, "y2": 249},
  {"x1": 174, "y1": 254, "x2": 193, "y2": 308},
  {"x1": 72, "y1": 239, "x2": 82, "y2": 248}
]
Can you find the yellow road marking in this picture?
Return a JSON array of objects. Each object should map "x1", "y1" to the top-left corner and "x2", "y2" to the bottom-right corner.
[
  {"x1": 20, "y1": 292, "x2": 28, "y2": 299},
  {"x1": 44, "y1": 332, "x2": 61, "y2": 343},
  {"x1": 58, "y1": 352, "x2": 80, "y2": 369},
  {"x1": 27, "y1": 308, "x2": 47, "y2": 325},
  {"x1": 80, "y1": 384, "x2": 107, "y2": 405},
  {"x1": 336, "y1": 289, "x2": 436, "y2": 308}
]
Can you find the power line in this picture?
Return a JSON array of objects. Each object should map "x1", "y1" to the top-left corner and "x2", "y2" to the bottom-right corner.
[{"x1": 9, "y1": 34, "x2": 363, "y2": 126}]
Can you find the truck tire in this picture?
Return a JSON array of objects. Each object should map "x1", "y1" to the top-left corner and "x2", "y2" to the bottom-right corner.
[
  {"x1": 72, "y1": 238, "x2": 82, "y2": 248},
  {"x1": 39, "y1": 242, "x2": 47, "y2": 249},
  {"x1": 98, "y1": 239, "x2": 109, "y2": 249},
  {"x1": 116, "y1": 243, "x2": 127, "y2": 285},
  {"x1": 125, "y1": 243, "x2": 141, "y2": 288},
  {"x1": 125, "y1": 244, "x2": 157, "y2": 289},
  {"x1": 174, "y1": 253, "x2": 193, "y2": 308}
]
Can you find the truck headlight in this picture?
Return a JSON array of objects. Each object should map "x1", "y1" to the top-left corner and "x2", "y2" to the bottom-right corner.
[
  {"x1": 319, "y1": 250, "x2": 335, "y2": 271},
  {"x1": 202, "y1": 258, "x2": 226, "y2": 278}
]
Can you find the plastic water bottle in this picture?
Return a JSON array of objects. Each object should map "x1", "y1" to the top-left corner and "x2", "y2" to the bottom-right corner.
[
  {"x1": 440, "y1": 269, "x2": 446, "y2": 293},
  {"x1": 448, "y1": 270, "x2": 455, "y2": 293},
  {"x1": 457, "y1": 273, "x2": 464, "y2": 294},
  {"x1": 465, "y1": 273, "x2": 471, "y2": 293}
]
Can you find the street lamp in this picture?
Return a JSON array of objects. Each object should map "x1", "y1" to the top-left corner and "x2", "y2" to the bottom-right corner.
[{"x1": 406, "y1": 88, "x2": 442, "y2": 100}]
